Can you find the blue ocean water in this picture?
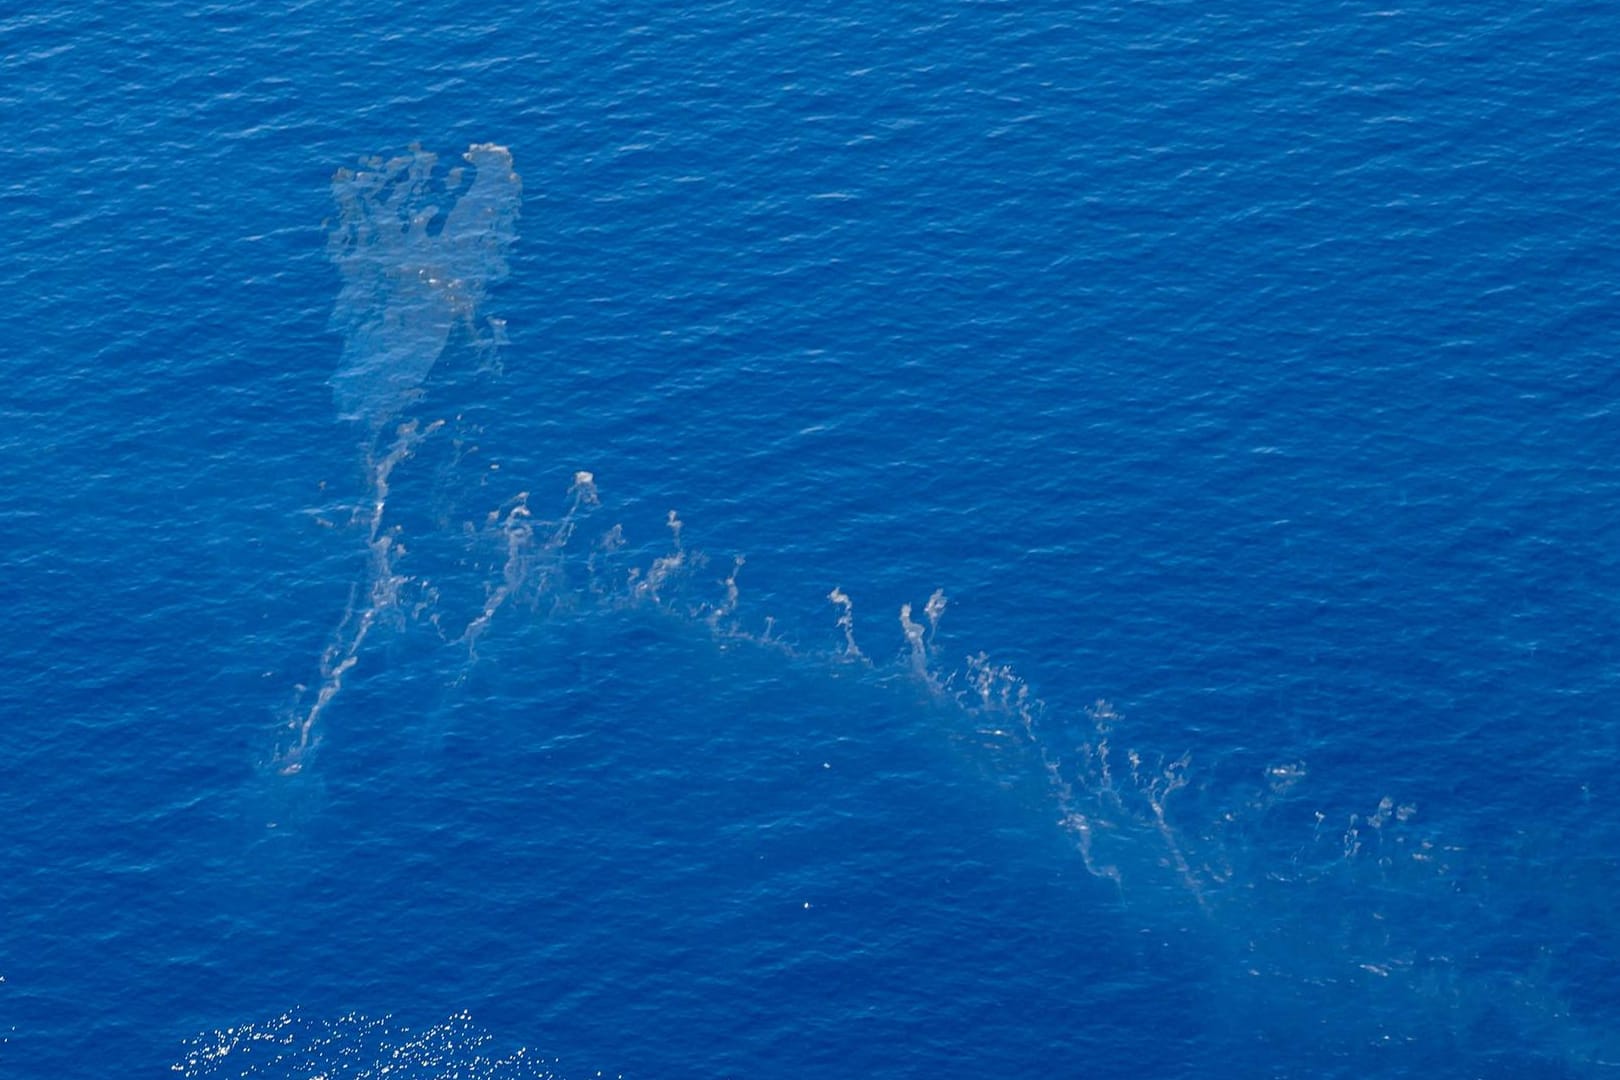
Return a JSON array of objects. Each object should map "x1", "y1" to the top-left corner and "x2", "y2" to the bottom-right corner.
[{"x1": 4, "y1": 1, "x2": 1619, "y2": 1076}]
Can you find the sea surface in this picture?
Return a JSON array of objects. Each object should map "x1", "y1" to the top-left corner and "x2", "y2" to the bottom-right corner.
[{"x1": 4, "y1": 2, "x2": 1619, "y2": 1077}]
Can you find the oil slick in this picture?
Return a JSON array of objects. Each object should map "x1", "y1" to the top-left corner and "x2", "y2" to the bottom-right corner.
[
  {"x1": 249, "y1": 144, "x2": 1619, "y2": 1074},
  {"x1": 274, "y1": 144, "x2": 521, "y2": 774},
  {"x1": 327, "y1": 143, "x2": 521, "y2": 432}
]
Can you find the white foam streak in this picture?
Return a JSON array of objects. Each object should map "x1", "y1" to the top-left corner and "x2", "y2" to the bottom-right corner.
[
  {"x1": 632, "y1": 510, "x2": 686, "y2": 602},
  {"x1": 826, "y1": 587, "x2": 861, "y2": 659},
  {"x1": 458, "y1": 473, "x2": 602, "y2": 657},
  {"x1": 708, "y1": 556, "x2": 746, "y2": 633},
  {"x1": 277, "y1": 421, "x2": 442, "y2": 772}
]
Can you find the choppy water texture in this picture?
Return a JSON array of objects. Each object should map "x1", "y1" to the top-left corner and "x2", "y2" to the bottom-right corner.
[{"x1": 4, "y1": 2, "x2": 1619, "y2": 1077}]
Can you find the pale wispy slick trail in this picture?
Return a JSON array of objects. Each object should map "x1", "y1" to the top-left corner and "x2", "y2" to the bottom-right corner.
[{"x1": 277, "y1": 143, "x2": 521, "y2": 773}]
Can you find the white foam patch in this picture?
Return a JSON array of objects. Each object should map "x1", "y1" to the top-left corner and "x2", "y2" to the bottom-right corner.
[{"x1": 173, "y1": 1009, "x2": 604, "y2": 1080}]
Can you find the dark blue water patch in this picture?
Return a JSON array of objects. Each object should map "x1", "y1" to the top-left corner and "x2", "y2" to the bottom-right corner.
[{"x1": 6, "y1": 0, "x2": 1620, "y2": 1075}]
